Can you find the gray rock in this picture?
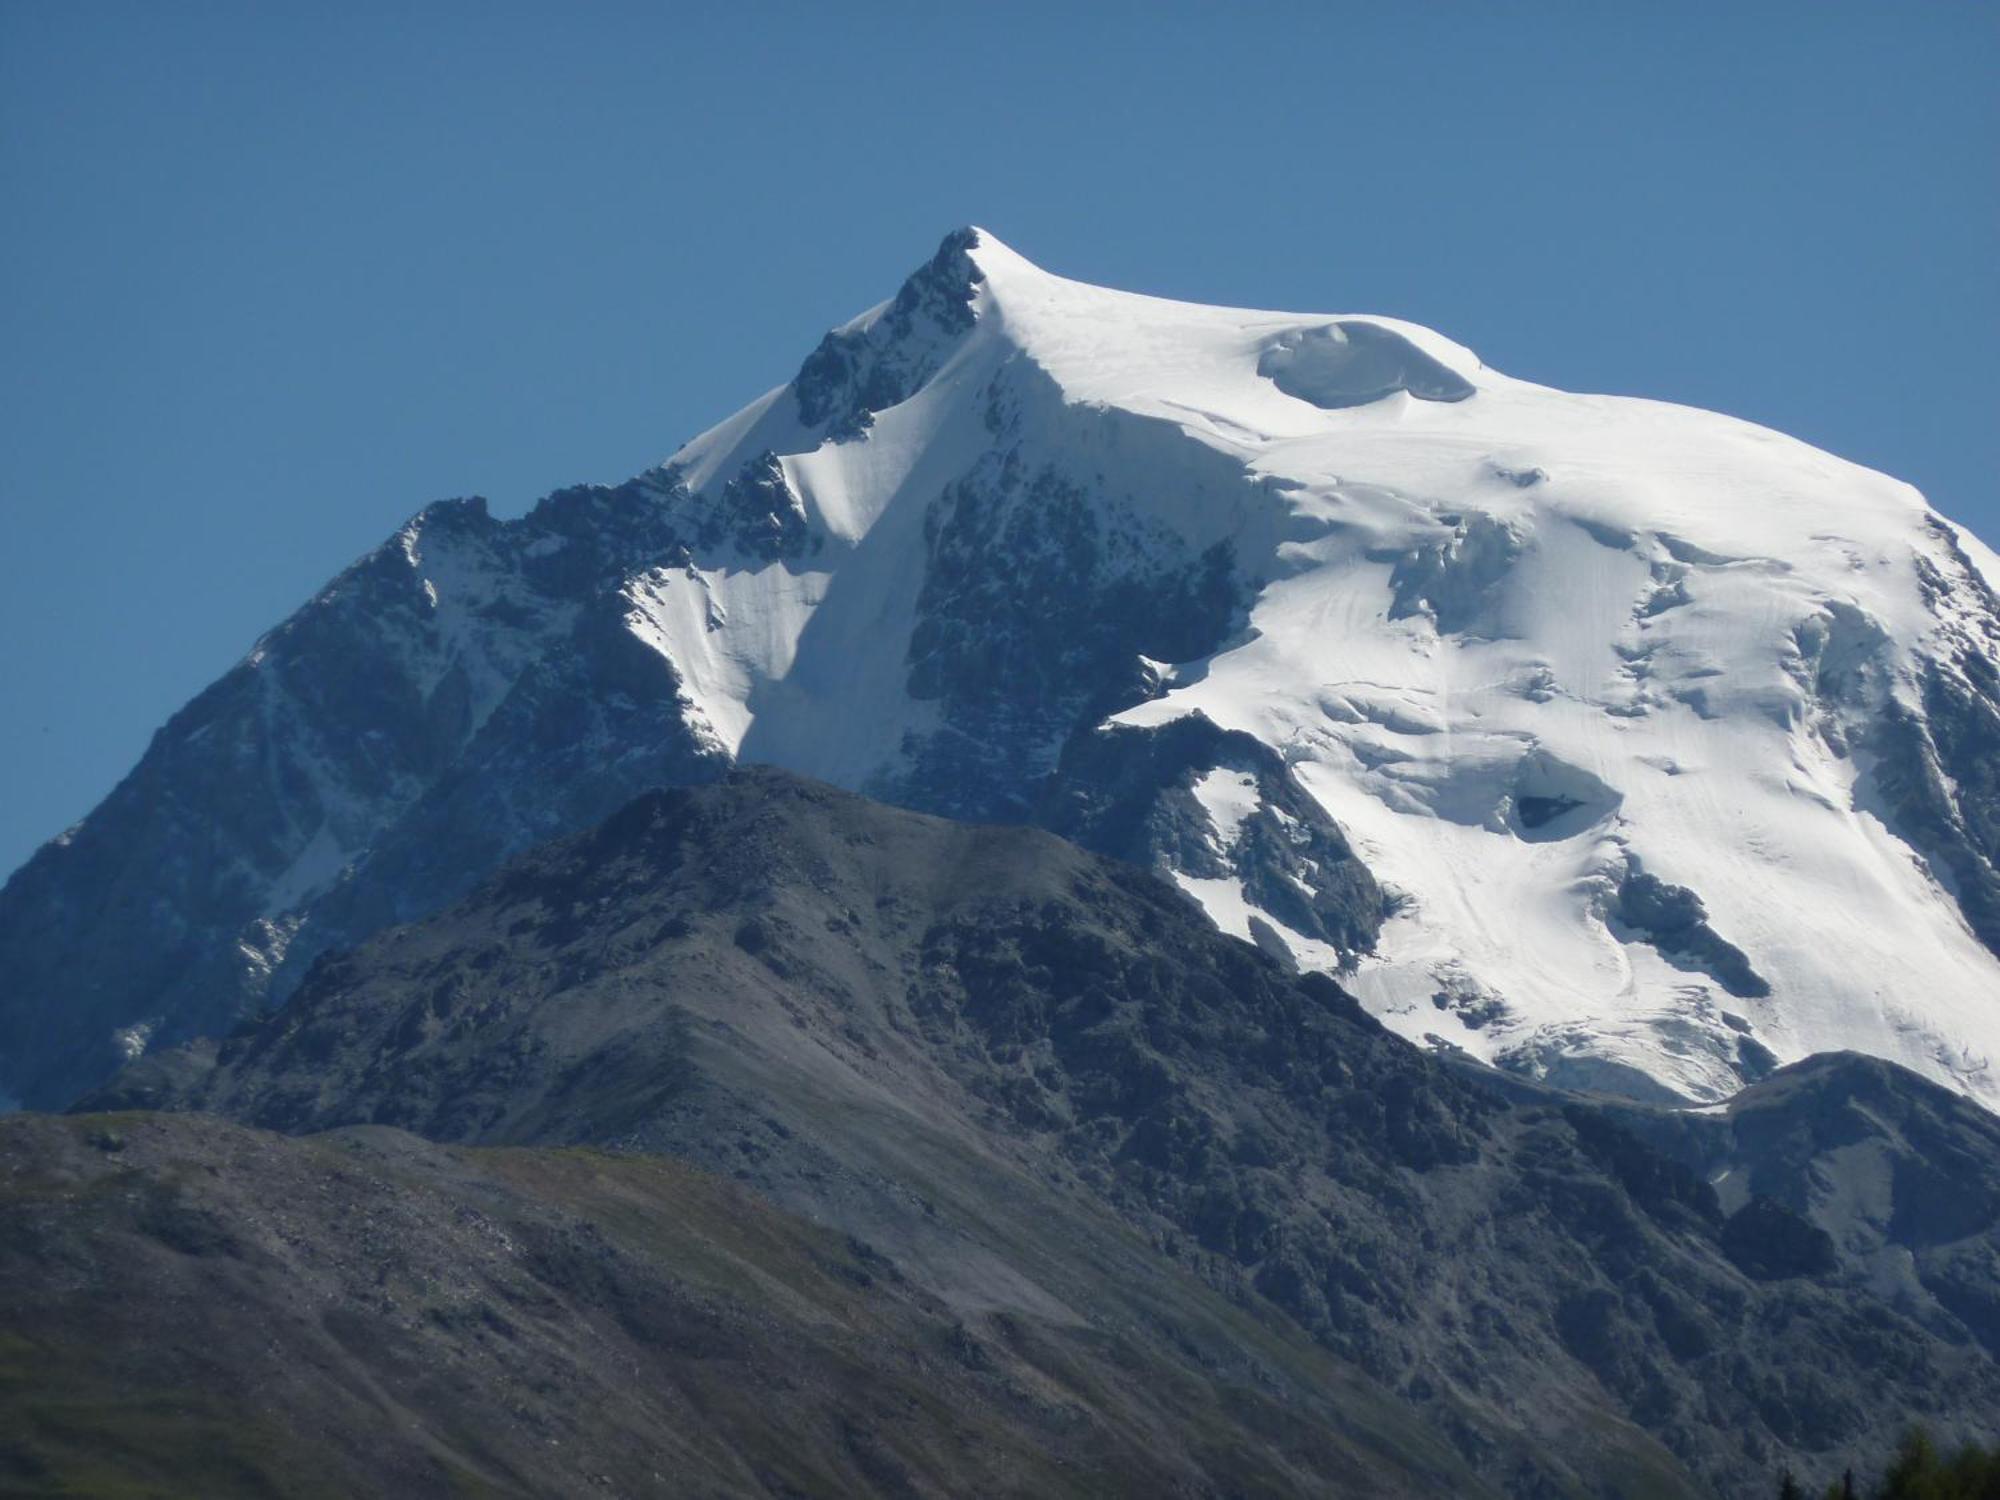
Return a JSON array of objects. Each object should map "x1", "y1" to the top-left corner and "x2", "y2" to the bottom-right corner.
[{"x1": 88, "y1": 770, "x2": 2000, "y2": 1496}]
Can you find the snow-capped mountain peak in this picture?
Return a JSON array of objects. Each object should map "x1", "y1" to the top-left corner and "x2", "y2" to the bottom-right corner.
[{"x1": 4, "y1": 227, "x2": 1997, "y2": 1114}]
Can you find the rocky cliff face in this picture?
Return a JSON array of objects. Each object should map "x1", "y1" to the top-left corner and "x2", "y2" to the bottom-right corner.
[
  {"x1": 91, "y1": 771, "x2": 2000, "y2": 1497},
  {"x1": 0, "y1": 482, "x2": 728, "y2": 1107}
]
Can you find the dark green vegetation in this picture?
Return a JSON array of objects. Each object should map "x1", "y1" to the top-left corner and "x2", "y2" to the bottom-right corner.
[
  {"x1": 1777, "y1": 1428, "x2": 2000, "y2": 1498},
  {"x1": 14, "y1": 770, "x2": 2000, "y2": 1496}
]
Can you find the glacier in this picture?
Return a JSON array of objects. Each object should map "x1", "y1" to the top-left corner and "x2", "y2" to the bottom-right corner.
[{"x1": 2, "y1": 226, "x2": 1997, "y2": 1112}]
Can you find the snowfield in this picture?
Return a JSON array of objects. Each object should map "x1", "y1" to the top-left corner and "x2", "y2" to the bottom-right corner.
[{"x1": 662, "y1": 229, "x2": 2000, "y2": 1106}]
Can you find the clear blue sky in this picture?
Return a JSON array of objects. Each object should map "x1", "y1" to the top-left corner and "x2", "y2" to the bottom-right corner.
[{"x1": 2, "y1": 1, "x2": 1995, "y2": 877}]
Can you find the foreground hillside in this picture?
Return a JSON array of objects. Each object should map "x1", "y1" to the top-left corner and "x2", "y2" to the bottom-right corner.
[
  {"x1": 2, "y1": 1112, "x2": 1482, "y2": 1498},
  {"x1": 62, "y1": 770, "x2": 2000, "y2": 1497}
]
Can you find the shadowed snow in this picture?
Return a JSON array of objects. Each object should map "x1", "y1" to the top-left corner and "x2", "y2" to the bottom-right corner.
[{"x1": 1259, "y1": 321, "x2": 1476, "y2": 409}]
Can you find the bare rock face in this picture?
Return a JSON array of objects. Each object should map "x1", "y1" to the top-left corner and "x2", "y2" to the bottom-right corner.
[
  {"x1": 86, "y1": 770, "x2": 2000, "y2": 1497},
  {"x1": 0, "y1": 482, "x2": 730, "y2": 1109},
  {"x1": 794, "y1": 225, "x2": 984, "y2": 439},
  {"x1": 1037, "y1": 712, "x2": 1383, "y2": 956}
]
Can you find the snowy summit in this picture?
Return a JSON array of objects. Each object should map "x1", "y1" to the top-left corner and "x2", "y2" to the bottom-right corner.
[
  {"x1": 3, "y1": 227, "x2": 1997, "y2": 1113},
  {"x1": 661, "y1": 228, "x2": 2000, "y2": 1105}
]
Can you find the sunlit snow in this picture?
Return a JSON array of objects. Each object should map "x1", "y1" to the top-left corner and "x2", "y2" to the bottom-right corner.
[{"x1": 652, "y1": 229, "x2": 2000, "y2": 1107}]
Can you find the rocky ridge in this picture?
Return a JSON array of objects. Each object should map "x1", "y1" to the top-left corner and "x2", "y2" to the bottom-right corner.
[{"x1": 85, "y1": 770, "x2": 2000, "y2": 1498}]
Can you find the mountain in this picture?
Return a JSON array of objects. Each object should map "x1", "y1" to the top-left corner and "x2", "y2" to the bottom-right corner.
[
  {"x1": 75, "y1": 770, "x2": 2000, "y2": 1496},
  {"x1": 4, "y1": 227, "x2": 1998, "y2": 1111}
]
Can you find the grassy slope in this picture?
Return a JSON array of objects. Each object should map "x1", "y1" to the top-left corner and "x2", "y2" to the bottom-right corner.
[{"x1": 0, "y1": 1110, "x2": 1488, "y2": 1499}]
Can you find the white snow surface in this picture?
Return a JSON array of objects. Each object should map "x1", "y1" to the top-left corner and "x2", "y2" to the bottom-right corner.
[
  {"x1": 648, "y1": 228, "x2": 2000, "y2": 1107},
  {"x1": 1192, "y1": 767, "x2": 1262, "y2": 855}
]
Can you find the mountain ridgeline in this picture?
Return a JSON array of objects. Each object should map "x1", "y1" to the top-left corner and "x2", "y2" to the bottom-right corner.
[
  {"x1": 56, "y1": 770, "x2": 2000, "y2": 1498},
  {"x1": 4, "y1": 229, "x2": 2000, "y2": 1115},
  {"x1": 4, "y1": 229, "x2": 2000, "y2": 1495}
]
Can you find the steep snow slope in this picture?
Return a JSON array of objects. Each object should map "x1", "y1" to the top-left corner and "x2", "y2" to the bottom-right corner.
[
  {"x1": 657, "y1": 230, "x2": 2000, "y2": 1106},
  {"x1": 3, "y1": 228, "x2": 1996, "y2": 1111}
]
